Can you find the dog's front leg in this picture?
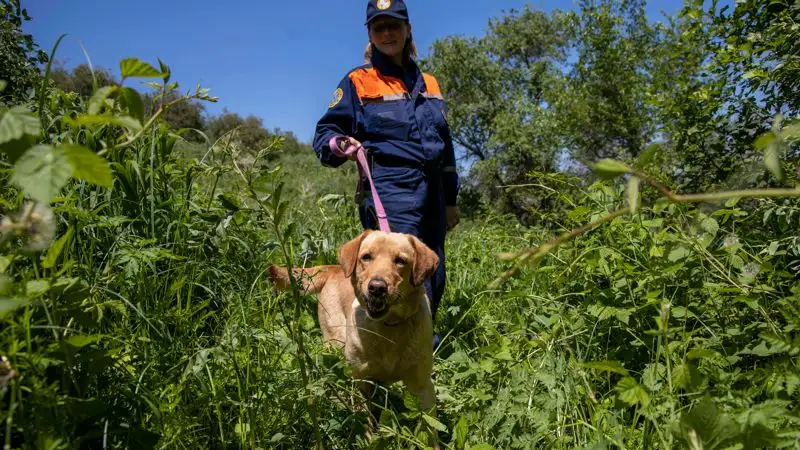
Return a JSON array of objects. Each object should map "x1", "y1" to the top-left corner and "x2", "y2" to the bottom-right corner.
[
  {"x1": 406, "y1": 377, "x2": 439, "y2": 450},
  {"x1": 357, "y1": 380, "x2": 380, "y2": 440}
]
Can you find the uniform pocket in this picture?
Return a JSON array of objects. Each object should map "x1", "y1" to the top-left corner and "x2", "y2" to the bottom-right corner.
[{"x1": 364, "y1": 101, "x2": 410, "y2": 141}]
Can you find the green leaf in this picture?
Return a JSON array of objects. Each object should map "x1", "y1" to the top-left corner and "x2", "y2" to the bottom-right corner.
[
  {"x1": 591, "y1": 159, "x2": 632, "y2": 180},
  {"x1": 616, "y1": 377, "x2": 650, "y2": 407},
  {"x1": 0, "y1": 106, "x2": 41, "y2": 145},
  {"x1": 0, "y1": 80, "x2": 7, "y2": 92},
  {"x1": 742, "y1": 69, "x2": 767, "y2": 80},
  {"x1": 615, "y1": 308, "x2": 632, "y2": 325},
  {"x1": 584, "y1": 360, "x2": 630, "y2": 376},
  {"x1": 43, "y1": 228, "x2": 73, "y2": 269},
  {"x1": 701, "y1": 217, "x2": 719, "y2": 235},
  {"x1": 402, "y1": 389, "x2": 420, "y2": 411},
  {"x1": 0, "y1": 256, "x2": 10, "y2": 273},
  {"x1": 677, "y1": 396, "x2": 739, "y2": 450},
  {"x1": 668, "y1": 246, "x2": 691, "y2": 262},
  {"x1": 0, "y1": 276, "x2": 9, "y2": 296},
  {"x1": 753, "y1": 132, "x2": 774, "y2": 151},
  {"x1": 454, "y1": 415, "x2": 468, "y2": 450},
  {"x1": 469, "y1": 445, "x2": 495, "y2": 450},
  {"x1": 64, "y1": 334, "x2": 104, "y2": 348},
  {"x1": 120, "y1": 58, "x2": 163, "y2": 79},
  {"x1": 687, "y1": 348, "x2": 718, "y2": 360},
  {"x1": 25, "y1": 279, "x2": 51, "y2": 297},
  {"x1": 422, "y1": 413, "x2": 448, "y2": 432},
  {"x1": 627, "y1": 176, "x2": 640, "y2": 213},
  {"x1": 11, "y1": 145, "x2": 73, "y2": 204},
  {"x1": 764, "y1": 140, "x2": 784, "y2": 182},
  {"x1": 0, "y1": 297, "x2": 30, "y2": 319},
  {"x1": 234, "y1": 422, "x2": 250, "y2": 437},
  {"x1": 673, "y1": 362, "x2": 705, "y2": 391},
  {"x1": 781, "y1": 122, "x2": 800, "y2": 141},
  {"x1": 636, "y1": 142, "x2": 661, "y2": 168},
  {"x1": 71, "y1": 114, "x2": 142, "y2": 132},
  {"x1": 62, "y1": 144, "x2": 113, "y2": 188},
  {"x1": 87, "y1": 86, "x2": 118, "y2": 116},
  {"x1": 117, "y1": 87, "x2": 144, "y2": 121},
  {"x1": 158, "y1": 58, "x2": 171, "y2": 83},
  {"x1": 218, "y1": 193, "x2": 240, "y2": 211}
]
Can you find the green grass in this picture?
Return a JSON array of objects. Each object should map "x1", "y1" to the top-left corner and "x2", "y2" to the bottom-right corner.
[{"x1": 1, "y1": 57, "x2": 799, "y2": 450}]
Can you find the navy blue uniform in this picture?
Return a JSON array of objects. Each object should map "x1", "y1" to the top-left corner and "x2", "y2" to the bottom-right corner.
[{"x1": 312, "y1": 48, "x2": 459, "y2": 319}]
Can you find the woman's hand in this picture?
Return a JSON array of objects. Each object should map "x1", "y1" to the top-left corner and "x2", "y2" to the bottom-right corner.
[
  {"x1": 446, "y1": 206, "x2": 460, "y2": 231},
  {"x1": 336, "y1": 136, "x2": 364, "y2": 161}
]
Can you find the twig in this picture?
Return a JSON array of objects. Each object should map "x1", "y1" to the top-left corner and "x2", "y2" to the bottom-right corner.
[
  {"x1": 491, "y1": 167, "x2": 800, "y2": 287},
  {"x1": 97, "y1": 96, "x2": 194, "y2": 156},
  {"x1": 490, "y1": 207, "x2": 631, "y2": 288}
]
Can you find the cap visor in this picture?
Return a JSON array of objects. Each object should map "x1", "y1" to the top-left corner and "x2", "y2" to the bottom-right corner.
[{"x1": 365, "y1": 11, "x2": 407, "y2": 25}]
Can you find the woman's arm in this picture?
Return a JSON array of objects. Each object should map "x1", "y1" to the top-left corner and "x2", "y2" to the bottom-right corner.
[
  {"x1": 441, "y1": 110, "x2": 460, "y2": 230},
  {"x1": 312, "y1": 75, "x2": 360, "y2": 168}
]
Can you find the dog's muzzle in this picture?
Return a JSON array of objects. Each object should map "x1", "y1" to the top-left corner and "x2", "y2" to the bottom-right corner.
[{"x1": 365, "y1": 278, "x2": 389, "y2": 319}]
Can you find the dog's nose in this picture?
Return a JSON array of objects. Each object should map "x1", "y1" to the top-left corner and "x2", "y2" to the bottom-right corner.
[{"x1": 368, "y1": 278, "x2": 388, "y2": 296}]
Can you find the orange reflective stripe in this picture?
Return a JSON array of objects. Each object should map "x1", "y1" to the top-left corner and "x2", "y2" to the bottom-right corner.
[
  {"x1": 422, "y1": 73, "x2": 442, "y2": 97},
  {"x1": 349, "y1": 67, "x2": 408, "y2": 100}
]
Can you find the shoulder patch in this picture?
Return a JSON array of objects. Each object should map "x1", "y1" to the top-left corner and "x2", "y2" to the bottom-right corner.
[{"x1": 328, "y1": 87, "x2": 343, "y2": 108}]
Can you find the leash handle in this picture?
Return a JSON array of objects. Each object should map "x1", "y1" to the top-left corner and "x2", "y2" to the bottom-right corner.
[{"x1": 332, "y1": 137, "x2": 391, "y2": 233}]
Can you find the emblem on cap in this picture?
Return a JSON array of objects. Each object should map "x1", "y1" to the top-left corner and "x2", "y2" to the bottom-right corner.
[
  {"x1": 377, "y1": 0, "x2": 391, "y2": 10},
  {"x1": 329, "y1": 88, "x2": 343, "y2": 108}
]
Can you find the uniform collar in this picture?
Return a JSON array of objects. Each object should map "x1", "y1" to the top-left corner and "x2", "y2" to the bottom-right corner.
[{"x1": 371, "y1": 48, "x2": 422, "y2": 93}]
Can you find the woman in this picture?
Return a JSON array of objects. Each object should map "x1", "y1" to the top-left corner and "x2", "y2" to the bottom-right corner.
[{"x1": 312, "y1": 0, "x2": 459, "y2": 345}]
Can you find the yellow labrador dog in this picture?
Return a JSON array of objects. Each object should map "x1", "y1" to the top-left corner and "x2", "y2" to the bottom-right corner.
[{"x1": 268, "y1": 229, "x2": 439, "y2": 446}]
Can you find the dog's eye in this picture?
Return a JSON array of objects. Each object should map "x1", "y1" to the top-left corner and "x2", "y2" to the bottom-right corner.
[
  {"x1": 394, "y1": 257, "x2": 407, "y2": 266},
  {"x1": 361, "y1": 253, "x2": 372, "y2": 262}
]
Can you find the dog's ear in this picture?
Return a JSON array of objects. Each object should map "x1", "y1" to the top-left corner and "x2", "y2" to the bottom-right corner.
[
  {"x1": 339, "y1": 230, "x2": 370, "y2": 277},
  {"x1": 408, "y1": 235, "x2": 439, "y2": 287}
]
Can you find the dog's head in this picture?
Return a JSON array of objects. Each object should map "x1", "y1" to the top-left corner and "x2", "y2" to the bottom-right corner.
[{"x1": 339, "y1": 230, "x2": 439, "y2": 321}]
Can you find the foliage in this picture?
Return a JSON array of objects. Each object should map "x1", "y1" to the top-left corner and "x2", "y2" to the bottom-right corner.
[
  {"x1": 558, "y1": 0, "x2": 660, "y2": 162},
  {"x1": 0, "y1": 0, "x2": 47, "y2": 104},
  {"x1": 50, "y1": 63, "x2": 118, "y2": 100},
  {"x1": 205, "y1": 110, "x2": 275, "y2": 151},
  {"x1": 2, "y1": 1, "x2": 800, "y2": 449},
  {"x1": 142, "y1": 88, "x2": 207, "y2": 141},
  {"x1": 422, "y1": 0, "x2": 800, "y2": 221},
  {"x1": 422, "y1": 6, "x2": 573, "y2": 225}
]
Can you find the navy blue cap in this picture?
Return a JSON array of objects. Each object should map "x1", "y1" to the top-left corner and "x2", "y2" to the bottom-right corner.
[{"x1": 365, "y1": 0, "x2": 409, "y2": 25}]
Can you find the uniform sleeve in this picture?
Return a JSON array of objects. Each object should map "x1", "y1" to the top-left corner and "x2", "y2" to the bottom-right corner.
[
  {"x1": 312, "y1": 74, "x2": 359, "y2": 168},
  {"x1": 441, "y1": 104, "x2": 460, "y2": 206}
]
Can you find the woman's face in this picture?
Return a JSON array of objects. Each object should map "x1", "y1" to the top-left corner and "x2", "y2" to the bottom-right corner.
[{"x1": 368, "y1": 17, "x2": 409, "y2": 58}]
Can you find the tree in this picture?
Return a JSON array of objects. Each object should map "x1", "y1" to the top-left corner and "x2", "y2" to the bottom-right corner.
[
  {"x1": 206, "y1": 111, "x2": 273, "y2": 150},
  {"x1": 557, "y1": 0, "x2": 661, "y2": 162},
  {"x1": 421, "y1": 7, "x2": 574, "y2": 223},
  {"x1": 143, "y1": 88, "x2": 206, "y2": 138},
  {"x1": 0, "y1": 0, "x2": 47, "y2": 103},
  {"x1": 49, "y1": 63, "x2": 118, "y2": 99},
  {"x1": 646, "y1": 0, "x2": 799, "y2": 192}
]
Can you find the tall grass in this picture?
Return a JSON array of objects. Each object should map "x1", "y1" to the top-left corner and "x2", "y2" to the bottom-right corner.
[{"x1": 1, "y1": 54, "x2": 799, "y2": 450}]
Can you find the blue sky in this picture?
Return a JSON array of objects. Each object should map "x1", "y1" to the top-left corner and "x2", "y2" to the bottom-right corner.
[{"x1": 23, "y1": 0, "x2": 683, "y2": 143}]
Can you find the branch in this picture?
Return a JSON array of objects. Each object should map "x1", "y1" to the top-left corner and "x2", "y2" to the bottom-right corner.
[
  {"x1": 490, "y1": 164, "x2": 800, "y2": 287},
  {"x1": 490, "y1": 207, "x2": 631, "y2": 288}
]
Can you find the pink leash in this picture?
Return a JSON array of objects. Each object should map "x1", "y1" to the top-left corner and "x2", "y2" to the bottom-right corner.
[{"x1": 330, "y1": 137, "x2": 391, "y2": 232}]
